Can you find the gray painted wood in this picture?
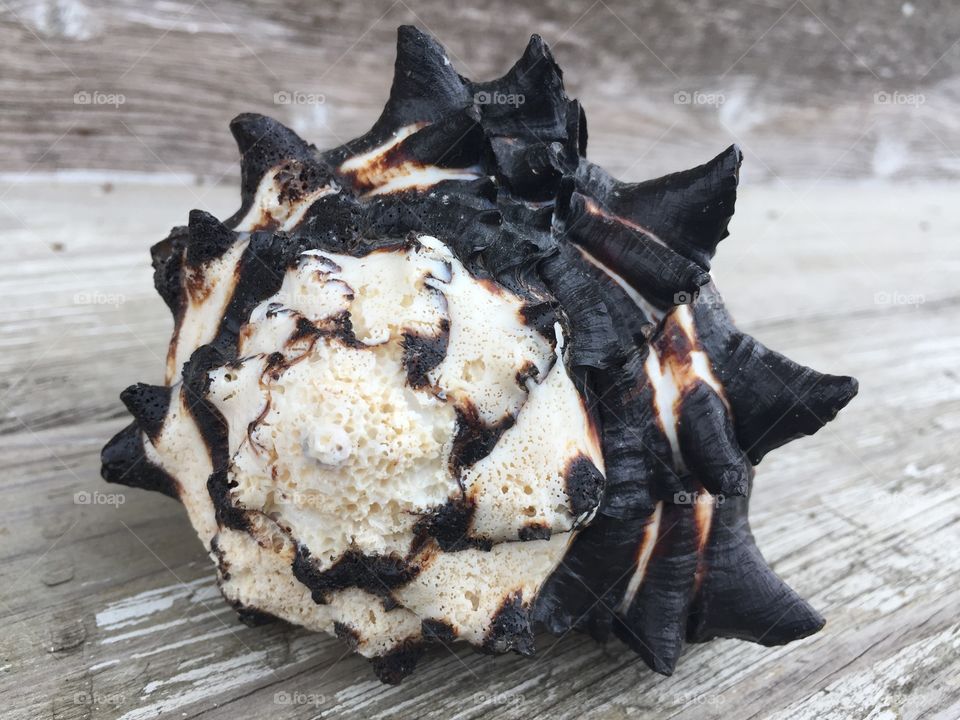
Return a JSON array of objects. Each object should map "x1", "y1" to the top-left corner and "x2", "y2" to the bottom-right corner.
[
  {"x1": 0, "y1": 181, "x2": 957, "y2": 719},
  {"x1": 2, "y1": 0, "x2": 960, "y2": 183}
]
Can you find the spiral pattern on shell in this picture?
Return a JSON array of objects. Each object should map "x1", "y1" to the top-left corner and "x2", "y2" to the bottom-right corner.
[{"x1": 101, "y1": 26, "x2": 858, "y2": 683}]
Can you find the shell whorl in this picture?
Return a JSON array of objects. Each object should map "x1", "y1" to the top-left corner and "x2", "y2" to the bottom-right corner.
[{"x1": 102, "y1": 25, "x2": 857, "y2": 683}]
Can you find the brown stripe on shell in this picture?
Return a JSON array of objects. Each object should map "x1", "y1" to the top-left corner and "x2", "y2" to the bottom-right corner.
[
  {"x1": 581, "y1": 196, "x2": 667, "y2": 247},
  {"x1": 617, "y1": 501, "x2": 663, "y2": 613},
  {"x1": 370, "y1": 640, "x2": 426, "y2": 685},
  {"x1": 563, "y1": 453, "x2": 604, "y2": 517},
  {"x1": 337, "y1": 123, "x2": 430, "y2": 192},
  {"x1": 692, "y1": 488, "x2": 715, "y2": 592},
  {"x1": 411, "y1": 495, "x2": 491, "y2": 552},
  {"x1": 645, "y1": 308, "x2": 748, "y2": 498},
  {"x1": 402, "y1": 319, "x2": 450, "y2": 389},
  {"x1": 292, "y1": 545, "x2": 425, "y2": 605},
  {"x1": 518, "y1": 522, "x2": 552, "y2": 541},
  {"x1": 558, "y1": 190, "x2": 710, "y2": 310},
  {"x1": 230, "y1": 600, "x2": 282, "y2": 628},
  {"x1": 448, "y1": 401, "x2": 515, "y2": 479},
  {"x1": 514, "y1": 359, "x2": 540, "y2": 388},
  {"x1": 185, "y1": 266, "x2": 216, "y2": 304},
  {"x1": 518, "y1": 300, "x2": 559, "y2": 341},
  {"x1": 578, "y1": 389, "x2": 605, "y2": 464},
  {"x1": 165, "y1": 228, "x2": 247, "y2": 383},
  {"x1": 333, "y1": 620, "x2": 361, "y2": 650},
  {"x1": 483, "y1": 591, "x2": 535, "y2": 656},
  {"x1": 652, "y1": 310, "x2": 696, "y2": 365},
  {"x1": 421, "y1": 618, "x2": 457, "y2": 643},
  {"x1": 337, "y1": 111, "x2": 484, "y2": 197},
  {"x1": 475, "y1": 277, "x2": 506, "y2": 297}
]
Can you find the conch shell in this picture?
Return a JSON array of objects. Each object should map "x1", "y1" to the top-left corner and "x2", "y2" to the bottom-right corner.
[{"x1": 102, "y1": 26, "x2": 858, "y2": 683}]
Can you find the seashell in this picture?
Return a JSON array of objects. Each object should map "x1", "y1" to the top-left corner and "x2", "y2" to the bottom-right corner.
[{"x1": 101, "y1": 25, "x2": 858, "y2": 683}]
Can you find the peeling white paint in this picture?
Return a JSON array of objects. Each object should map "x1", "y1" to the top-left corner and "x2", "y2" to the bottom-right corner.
[{"x1": 95, "y1": 578, "x2": 210, "y2": 630}]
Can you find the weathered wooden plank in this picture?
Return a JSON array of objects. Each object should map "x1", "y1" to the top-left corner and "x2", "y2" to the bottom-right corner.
[
  {"x1": 0, "y1": 182, "x2": 958, "y2": 719},
  {"x1": 2, "y1": 1, "x2": 960, "y2": 182}
]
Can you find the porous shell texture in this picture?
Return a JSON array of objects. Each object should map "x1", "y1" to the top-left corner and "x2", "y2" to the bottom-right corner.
[{"x1": 102, "y1": 26, "x2": 858, "y2": 683}]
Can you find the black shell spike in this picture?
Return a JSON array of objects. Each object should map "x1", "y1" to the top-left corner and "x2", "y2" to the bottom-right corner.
[
  {"x1": 568, "y1": 145, "x2": 742, "y2": 269},
  {"x1": 119, "y1": 383, "x2": 171, "y2": 441},
  {"x1": 225, "y1": 112, "x2": 333, "y2": 230},
  {"x1": 373, "y1": 25, "x2": 472, "y2": 132},
  {"x1": 185, "y1": 210, "x2": 236, "y2": 268},
  {"x1": 101, "y1": 26, "x2": 857, "y2": 684}
]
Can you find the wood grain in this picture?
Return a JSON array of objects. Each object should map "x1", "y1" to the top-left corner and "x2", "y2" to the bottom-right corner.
[
  {"x1": 0, "y1": 181, "x2": 957, "y2": 719},
  {"x1": 2, "y1": 0, "x2": 960, "y2": 183}
]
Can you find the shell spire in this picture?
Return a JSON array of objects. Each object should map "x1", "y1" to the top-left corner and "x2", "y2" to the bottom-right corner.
[
  {"x1": 101, "y1": 26, "x2": 857, "y2": 684},
  {"x1": 226, "y1": 113, "x2": 331, "y2": 230},
  {"x1": 230, "y1": 113, "x2": 316, "y2": 184},
  {"x1": 472, "y1": 33, "x2": 568, "y2": 141},
  {"x1": 373, "y1": 25, "x2": 471, "y2": 132}
]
